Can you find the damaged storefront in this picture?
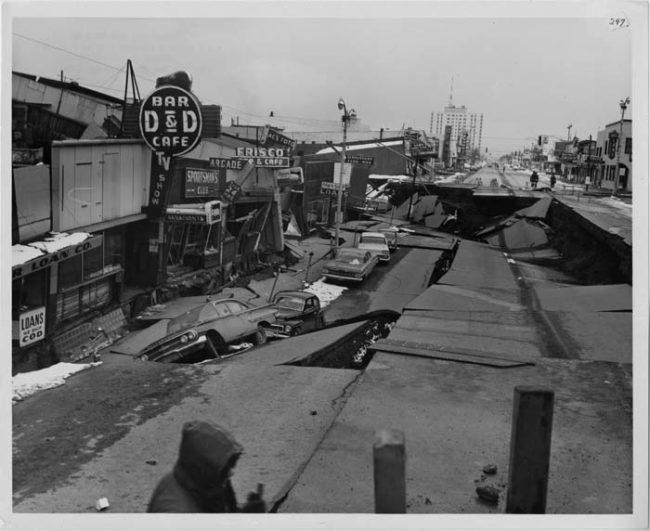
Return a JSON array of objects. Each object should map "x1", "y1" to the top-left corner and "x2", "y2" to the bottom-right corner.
[
  {"x1": 153, "y1": 140, "x2": 288, "y2": 295},
  {"x1": 11, "y1": 232, "x2": 121, "y2": 370}
]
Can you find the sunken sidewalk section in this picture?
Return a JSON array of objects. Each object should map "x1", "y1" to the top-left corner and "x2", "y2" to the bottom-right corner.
[{"x1": 278, "y1": 238, "x2": 632, "y2": 514}]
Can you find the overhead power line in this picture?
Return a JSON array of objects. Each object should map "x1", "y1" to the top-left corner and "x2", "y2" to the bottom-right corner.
[{"x1": 14, "y1": 32, "x2": 123, "y2": 72}]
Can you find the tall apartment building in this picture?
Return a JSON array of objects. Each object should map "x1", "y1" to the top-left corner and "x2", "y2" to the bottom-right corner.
[{"x1": 430, "y1": 104, "x2": 483, "y2": 153}]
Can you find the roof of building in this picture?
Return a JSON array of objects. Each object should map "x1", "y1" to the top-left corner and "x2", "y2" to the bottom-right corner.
[
  {"x1": 604, "y1": 119, "x2": 632, "y2": 128},
  {"x1": 13, "y1": 71, "x2": 124, "y2": 105}
]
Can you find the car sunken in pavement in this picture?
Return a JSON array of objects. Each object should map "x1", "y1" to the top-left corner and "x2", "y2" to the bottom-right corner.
[{"x1": 137, "y1": 297, "x2": 278, "y2": 363}]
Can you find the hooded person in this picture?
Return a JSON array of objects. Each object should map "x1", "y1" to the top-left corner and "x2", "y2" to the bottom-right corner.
[{"x1": 147, "y1": 420, "x2": 265, "y2": 513}]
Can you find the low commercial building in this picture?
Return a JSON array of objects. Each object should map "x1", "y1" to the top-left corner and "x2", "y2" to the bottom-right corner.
[{"x1": 595, "y1": 119, "x2": 632, "y2": 192}]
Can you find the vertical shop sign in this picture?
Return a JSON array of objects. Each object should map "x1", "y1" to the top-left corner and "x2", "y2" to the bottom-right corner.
[
  {"x1": 19, "y1": 306, "x2": 46, "y2": 347},
  {"x1": 140, "y1": 85, "x2": 203, "y2": 216}
]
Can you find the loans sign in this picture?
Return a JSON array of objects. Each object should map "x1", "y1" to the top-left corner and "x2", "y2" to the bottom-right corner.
[
  {"x1": 19, "y1": 306, "x2": 46, "y2": 347},
  {"x1": 139, "y1": 86, "x2": 203, "y2": 157}
]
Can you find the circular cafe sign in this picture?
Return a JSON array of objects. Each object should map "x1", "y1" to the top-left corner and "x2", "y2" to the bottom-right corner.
[{"x1": 139, "y1": 86, "x2": 203, "y2": 157}]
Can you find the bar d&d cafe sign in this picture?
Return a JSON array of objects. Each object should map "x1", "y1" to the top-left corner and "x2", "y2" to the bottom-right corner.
[{"x1": 140, "y1": 85, "x2": 203, "y2": 215}]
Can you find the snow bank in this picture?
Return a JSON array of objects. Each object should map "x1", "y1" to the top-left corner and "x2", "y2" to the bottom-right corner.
[
  {"x1": 304, "y1": 278, "x2": 347, "y2": 308},
  {"x1": 12, "y1": 244, "x2": 44, "y2": 267},
  {"x1": 29, "y1": 232, "x2": 92, "y2": 254},
  {"x1": 12, "y1": 362, "x2": 99, "y2": 404},
  {"x1": 13, "y1": 232, "x2": 95, "y2": 268},
  {"x1": 601, "y1": 196, "x2": 633, "y2": 214}
]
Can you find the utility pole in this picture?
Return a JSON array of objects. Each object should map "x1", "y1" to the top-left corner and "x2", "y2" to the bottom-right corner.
[
  {"x1": 333, "y1": 98, "x2": 356, "y2": 253},
  {"x1": 587, "y1": 135, "x2": 596, "y2": 188},
  {"x1": 407, "y1": 151, "x2": 419, "y2": 220},
  {"x1": 613, "y1": 97, "x2": 630, "y2": 196}
]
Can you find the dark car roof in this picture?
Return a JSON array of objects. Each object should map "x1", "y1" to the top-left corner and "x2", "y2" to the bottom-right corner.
[{"x1": 273, "y1": 290, "x2": 314, "y2": 300}]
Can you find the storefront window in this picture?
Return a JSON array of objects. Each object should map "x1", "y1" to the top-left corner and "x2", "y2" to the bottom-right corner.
[
  {"x1": 83, "y1": 245, "x2": 103, "y2": 279},
  {"x1": 56, "y1": 276, "x2": 116, "y2": 323},
  {"x1": 59, "y1": 255, "x2": 82, "y2": 289},
  {"x1": 12, "y1": 270, "x2": 47, "y2": 320},
  {"x1": 104, "y1": 229, "x2": 123, "y2": 266}
]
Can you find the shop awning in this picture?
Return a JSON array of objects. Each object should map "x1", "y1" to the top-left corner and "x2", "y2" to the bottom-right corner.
[
  {"x1": 12, "y1": 233, "x2": 103, "y2": 279},
  {"x1": 166, "y1": 200, "x2": 222, "y2": 225}
]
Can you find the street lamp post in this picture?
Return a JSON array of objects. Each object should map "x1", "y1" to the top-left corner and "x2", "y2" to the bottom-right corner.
[
  {"x1": 333, "y1": 98, "x2": 356, "y2": 253},
  {"x1": 612, "y1": 97, "x2": 630, "y2": 196}
]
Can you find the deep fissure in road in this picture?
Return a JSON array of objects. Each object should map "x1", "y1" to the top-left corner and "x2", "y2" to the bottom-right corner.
[{"x1": 429, "y1": 187, "x2": 630, "y2": 285}]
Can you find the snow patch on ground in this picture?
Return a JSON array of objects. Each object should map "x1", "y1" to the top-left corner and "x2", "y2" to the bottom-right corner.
[
  {"x1": 304, "y1": 278, "x2": 347, "y2": 308},
  {"x1": 12, "y1": 362, "x2": 99, "y2": 404},
  {"x1": 600, "y1": 196, "x2": 633, "y2": 214}
]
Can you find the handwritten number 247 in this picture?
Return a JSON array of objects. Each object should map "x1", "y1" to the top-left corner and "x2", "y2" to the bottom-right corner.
[{"x1": 609, "y1": 18, "x2": 629, "y2": 28}]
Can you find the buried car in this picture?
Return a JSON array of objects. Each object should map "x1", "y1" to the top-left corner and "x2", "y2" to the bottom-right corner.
[
  {"x1": 357, "y1": 231, "x2": 391, "y2": 262},
  {"x1": 322, "y1": 247, "x2": 379, "y2": 283},
  {"x1": 137, "y1": 297, "x2": 277, "y2": 363},
  {"x1": 266, "y1": 290, "x2": 326, "y2": 337}
]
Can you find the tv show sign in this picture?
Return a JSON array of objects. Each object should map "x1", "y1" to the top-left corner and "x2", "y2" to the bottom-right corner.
[{"x1": 140, "y1": 85, "x2": 204, "y2": 216}]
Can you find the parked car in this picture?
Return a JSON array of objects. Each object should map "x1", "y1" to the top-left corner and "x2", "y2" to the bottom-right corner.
[
  {"x1": 322, "y1": 248, "x2": 379, "y2": 283},
  {"x1": 379, "y1": 229, "x2": 399, "y2": 252},
  {"x1": 357, "y1": 231, "x2": 391, "y2": 262},
  {"x1": 267, "y1": 290, "x2": 325, "y2": 337},
  {"x1": 137, "y1": 297, "x2": 278, "y2": 363}
]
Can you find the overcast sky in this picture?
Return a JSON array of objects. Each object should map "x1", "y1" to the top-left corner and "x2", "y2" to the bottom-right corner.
[{"x1": 9, "y1": 4, "x2": 634, "y2": 155}]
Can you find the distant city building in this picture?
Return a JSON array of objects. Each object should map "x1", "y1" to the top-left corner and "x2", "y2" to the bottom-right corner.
[
  {"x1": 595, "y1": 119, "x2": 632, "y2": 193},
  {"x1": 430, "y1": 104, "x2": 483, "y2": 154}
]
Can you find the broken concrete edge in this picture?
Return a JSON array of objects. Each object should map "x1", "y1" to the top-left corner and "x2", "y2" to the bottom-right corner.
[
  {"x1": 369, "y1": 343, "x2": 536, "y2": 369},
  {"x1": 284, "y1": 320, "x2": 371, "y2": 366}
]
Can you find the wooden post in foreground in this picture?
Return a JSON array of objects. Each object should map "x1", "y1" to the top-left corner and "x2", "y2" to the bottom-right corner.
[
  {"x1": 506, "y1": 386, "x2": 555, "y2": 513},
  {"x1": 373, "y1": 429, "x2": 406, "y2": 513}
]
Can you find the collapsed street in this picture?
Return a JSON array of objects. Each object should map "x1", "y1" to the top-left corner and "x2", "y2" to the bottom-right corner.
[
  {"x1": 12, "y1": 180, "x2": 633, "y2": 514},
  {"x1": 10, "y1": 19, "x2": 640, "y2": 521}
]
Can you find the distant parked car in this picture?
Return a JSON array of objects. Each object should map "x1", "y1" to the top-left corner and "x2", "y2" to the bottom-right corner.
[
  {"x1": 137, "y1": 297, "x2": 278, "y2": 363},
  {"x1": 267, "y1": 290, "x2": 326, "y2": 337},
  {"x1": 357, "y1": 231, "x2": 391, "y2": 262},
  {"x1": 322, "y1": 248, "x2": 379, "y2": 283},
  {"x1": 379, "y1": 229, "x2": 399, "y2": 252}
]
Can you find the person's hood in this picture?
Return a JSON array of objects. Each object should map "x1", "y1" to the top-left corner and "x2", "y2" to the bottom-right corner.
[{"x1": 173, "y1": 421, "x2": 243, "y2": 498}]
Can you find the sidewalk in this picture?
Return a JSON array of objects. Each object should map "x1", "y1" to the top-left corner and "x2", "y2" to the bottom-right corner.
[
  {"x1": 280, "y1": 237, "x2": 633, "y2": 515},
  {"x1": 552, "y1": 192, "x2": 632, "y2": 247}
]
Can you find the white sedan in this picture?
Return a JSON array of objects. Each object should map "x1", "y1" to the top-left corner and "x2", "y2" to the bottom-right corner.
[{"x1": 357, "y1": 231, "x2": 391, "y2": 262}]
